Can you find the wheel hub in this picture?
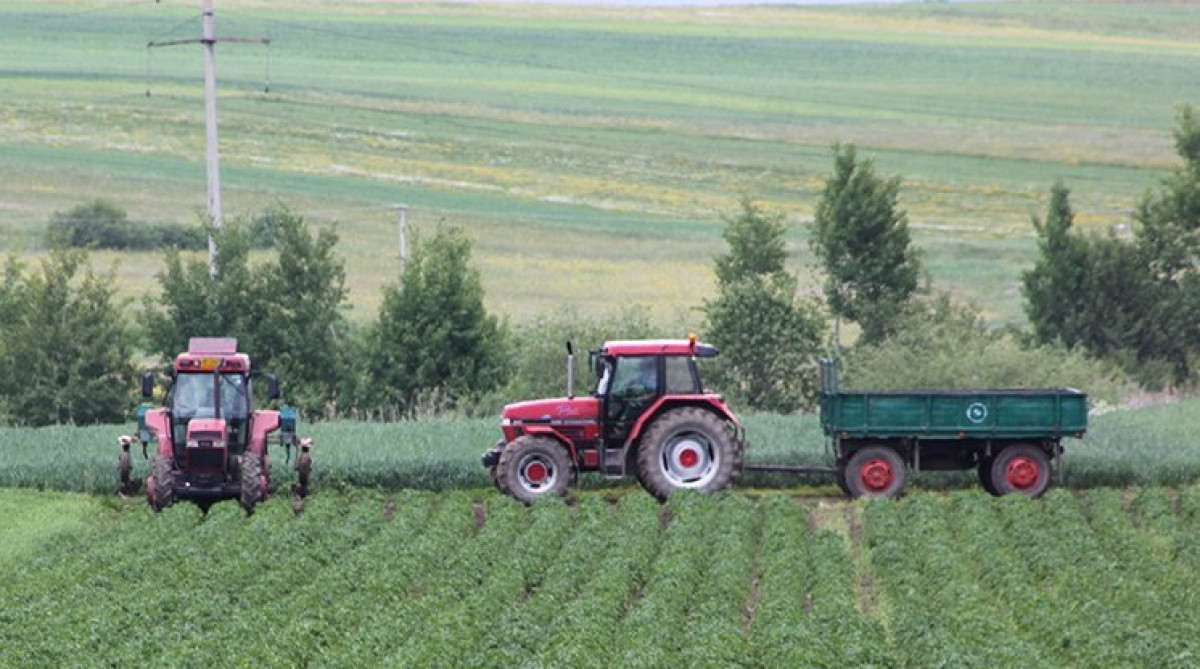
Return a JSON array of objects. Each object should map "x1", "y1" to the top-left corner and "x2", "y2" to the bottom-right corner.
[
  {"x1": 517, "y1": 454, "x2": 556, "y2": 492},
  {"x1": 860, "y1": 459, "x2": 895, "y2": 492},
  {"x1": 1006, "y1": 456, "x2": 1040, "y2": 490},
  {"x1": 662, "y1": 435, "x2": 716, "y2": 487}
]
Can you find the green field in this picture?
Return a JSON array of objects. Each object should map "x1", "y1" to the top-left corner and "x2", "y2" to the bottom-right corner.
[
  {"x1": 4, "y1": 398, "x2": 1200, "y2": 495},
  {"x1": 3, "y1": 486, "x2": 1200, "y2": 666},
  {"x1": 2, "y1": 1, "x2": 1198, "y2": 323}
]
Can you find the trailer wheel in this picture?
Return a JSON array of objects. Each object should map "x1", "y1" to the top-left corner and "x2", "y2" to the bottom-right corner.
[
  {"x1": 977, "y1": 457, "x2": 1000, "y2": 496},
  {"x1": 637, "y1": 407, "x2": 735, "y2": 501},
  {"x1": 240, "y1": 453, "x2": 265, "y2": 514},
  {"x1": 844, "y1": 447, "x2": 907, "y2": 499},
  {"x1": 989, "y1": 445, "x2": 1051, "y2": 497},
  {"x1": 496, "y1": 436, "x2": 571, "y2": 503},
  {"x1": 148, "y1": 456, "x2": 176, "y2": 512}
]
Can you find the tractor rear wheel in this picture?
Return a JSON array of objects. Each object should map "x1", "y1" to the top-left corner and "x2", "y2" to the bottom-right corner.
[
  {"x1": 843, "y1": 446, "x2": 907, "y2": 499},
  {"x1": 636, "y1": 408, "x2": 735, "y2": 501},
  {"x1": 495, "y1": 436, "x2": 571, "y2": 503},
  {"x1": 240, "y1": 453, "x2": 266, "y2": 514},
  {"x1": 989, "y1": 445, "x2": 1051, "y2": 497},
  {"x1": 147, "y1": 456, "x2": 176, "y2": 512}
]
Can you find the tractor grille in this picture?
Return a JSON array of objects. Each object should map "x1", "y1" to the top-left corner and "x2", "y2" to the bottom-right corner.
[{"x1": 188, "y1": 447, "x2": 226, "y2": 473}]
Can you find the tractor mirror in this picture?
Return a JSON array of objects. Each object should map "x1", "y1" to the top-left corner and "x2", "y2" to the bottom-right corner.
[
  {"x1": 140, "y1": 372, "x2": 155, "y2": 399},
  {"x1": 266, "y1": 374, "x2": 281, "y2": 401}
]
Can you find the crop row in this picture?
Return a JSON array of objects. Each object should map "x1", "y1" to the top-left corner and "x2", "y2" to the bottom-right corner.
[
  {"x1": 5, "y1": 486, "x2": 1200, "y2": 666},
  {"x1": 5, "y1": 399, "x2": 1200, "y2": 495}
]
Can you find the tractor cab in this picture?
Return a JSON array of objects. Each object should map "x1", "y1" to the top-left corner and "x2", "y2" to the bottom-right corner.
[{"x1": 592, "y1": 340, "x2": 713, "y2": 447}]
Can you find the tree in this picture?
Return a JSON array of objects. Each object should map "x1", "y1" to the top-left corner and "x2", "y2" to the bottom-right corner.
[
  {"x1": 251, "y1": 208, "x2": 350, "y2": 416},
  {"x1": 714, "y1": 197, "x2": 788, "y2": 286},
  {"x1": 811, "y1": 145, "x2": 922, "y2": 346},
  {"x1": 46, "y1": 199, "x2": 133, "y2": 249},
  {"x1": 1024, "y1": 107, "x2": 1200, "y2": 386},
  {"x1": 143, "y1": 221, "x2": 262, "y2": 362},
  {"x1": 143, "y1": 210, "x2": 351, "y2": 413},
  {"x1": 0, "y1": 250, "x2": 136, "y2": 425},
  {"x1": 703, "y1": 199, "x2": 825, "y2": 412},
  {"x1": 366, "y1": 225, "x2": 509, "y2": 417}
]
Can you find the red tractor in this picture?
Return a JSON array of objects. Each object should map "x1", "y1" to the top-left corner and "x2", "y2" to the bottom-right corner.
[
  {"x1": 483, "y1": 337, "x2": 743, "y2": 502},
  {"x1": 118, "y1": 337, "x2": 312, "y2": 513}
]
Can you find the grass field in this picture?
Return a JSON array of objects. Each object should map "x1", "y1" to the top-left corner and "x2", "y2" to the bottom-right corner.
[
  {"x1": 2, "y1": 485, "x2": 1199, "y2": 666},
  {"x1": 4, "y1": 398, "x2": 1200, "y2": 495},
  {"x1": 2, "y1": 1, "x2": 1197, "y2": 323}
]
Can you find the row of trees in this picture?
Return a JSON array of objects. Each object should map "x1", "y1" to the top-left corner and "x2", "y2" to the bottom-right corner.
[{"x1": 3, "y1": 107, "x2": 1196, "y2": 425}]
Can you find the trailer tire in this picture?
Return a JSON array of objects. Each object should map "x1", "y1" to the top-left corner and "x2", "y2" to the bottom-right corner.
[
  {"x1": 637, "y1": 407, "x2": 735, "y2": 501},
  {"x1": 844, "y1": 446, "x2": 907, "y2": 499},
  {"x1": 240, "y1": 453, "x2": 265, "y2": 514},
  {"x1": 989, "y1": 445, "x2": 1051, "y2": 497},
  {"x1": 834, "y1": 462, "x2": 852, "y2": 497},
  {"x1": 496, "y1": 436, "x2": 571, "y2": 503},
  {"x1": 148, "y1": 456, "x2": 176, "y2": 512}
]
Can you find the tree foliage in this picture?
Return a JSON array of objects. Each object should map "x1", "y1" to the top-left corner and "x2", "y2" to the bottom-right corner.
[
  {"x1": 365, "y1": 225, "x2": 509, "y2": 418},
  {"x1": 812, "y1": 145, "x2": 922, "y2": 346},
  {"x1": 0, "y1": 250, "x2": 136, "y2": 425},
  {"x1": 46, "y1": 199, "x2": 206, "y2": 251},
  {"x1": 1024, "y1": 107, "x2": 1200, "y2": 386},
  {"x1": 704, "y1": 199, "x2": 825, "y2": 412},
  {"x1": 144, "y1": 210, "x2": 349, "y2": 415}
]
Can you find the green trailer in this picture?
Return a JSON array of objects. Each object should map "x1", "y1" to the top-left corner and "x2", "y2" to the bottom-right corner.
[{"x1": 813, "y1": 359, "x2": 1087, "y2": 498}]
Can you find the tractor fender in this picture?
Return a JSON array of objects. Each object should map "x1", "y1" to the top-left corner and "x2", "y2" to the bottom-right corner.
[
  {"x1": 248, "y1": 410, "x2": 281, "y2": 457},
  {"x1": 516, "y1": 425, "x2": 578, "y2": 464},
  {"x1": 624, "y1": 396, "x2": 741, "y2": 449},
  {"x1": 143, "y1": 408, "x2": 174, "y2": 458}
]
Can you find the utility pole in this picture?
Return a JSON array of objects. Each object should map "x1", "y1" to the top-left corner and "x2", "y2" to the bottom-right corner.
[
  {"x1": 393, "y1": 204, "x2": 409, "y2": 272},
  {"x1": 148, "y1": 0, "x2": 269, "y2": 276}
]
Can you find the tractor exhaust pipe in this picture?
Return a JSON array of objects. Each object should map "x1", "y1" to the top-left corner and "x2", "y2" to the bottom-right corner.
[{"x1": 566, "y1": 341, "x2": 575, "y2": 399}]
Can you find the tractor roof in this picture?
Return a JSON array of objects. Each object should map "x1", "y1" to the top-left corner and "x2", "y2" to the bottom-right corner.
[
  {"x1": 601, "y1": 339, "x2": 719, "y2": 358},
  {"x1": 175, "y1": 337, "x2": 250, "y2": 373}
]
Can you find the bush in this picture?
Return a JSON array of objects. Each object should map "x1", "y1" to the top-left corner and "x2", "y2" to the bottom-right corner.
[
  {"x1": 843, "y1": 296, "x2": 1128, "y2": 405},
  {"x1": 46, "y1": 199, "x2": 206, "y2": 251}
]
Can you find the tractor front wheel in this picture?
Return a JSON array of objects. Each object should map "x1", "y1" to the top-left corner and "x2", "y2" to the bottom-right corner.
[
  {"x1": 495, "y1": 436, "x2": 572, "y2": 503},
  {"x1": 636, "y1": 408, "x2": 735, "y2": 501},
  {"x1": 240, "y1": 453, "x2": 266, "y2": 514},
  {"x1": 843, "y1": 446, "x2": 907, "y2": 499},
  {"x1": 147, "y1": 456, "x2": 176, "y2": 512},
  {"x1": 989, "y1": 445, "x2": 1051, "y2": 497}
]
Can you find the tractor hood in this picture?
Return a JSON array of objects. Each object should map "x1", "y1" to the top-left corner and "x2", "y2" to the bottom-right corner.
[{"x1": 502, "y1": 397, "x2": 600, "y2": 424}]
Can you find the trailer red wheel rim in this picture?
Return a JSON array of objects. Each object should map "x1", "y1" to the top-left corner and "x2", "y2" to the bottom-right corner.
[
  {"x1": 859, "y1": 459, "x2": 895, "y2": 492},
  {"x1": 678, "y1": 446, "x2": 700, "y2": 469},
  {"x1": 524, "y1": 461, "x2": 548, "y2": 484},
  {"x1": 1006, "y1": 456, "x2": 1040, "y2": 490}
]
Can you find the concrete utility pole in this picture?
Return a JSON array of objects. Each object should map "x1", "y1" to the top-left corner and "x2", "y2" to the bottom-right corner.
[{"x1": 148, "y1": 0, "x2": 269, "y2": 276}]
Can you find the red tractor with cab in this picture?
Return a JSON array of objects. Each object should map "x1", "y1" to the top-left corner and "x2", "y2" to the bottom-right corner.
[
  {"x1": 119, "y1": 337, "x2": 312, "y2": 513},
  {"x1": 483, "y1": 337, "x2": 743, "y2": 502}
]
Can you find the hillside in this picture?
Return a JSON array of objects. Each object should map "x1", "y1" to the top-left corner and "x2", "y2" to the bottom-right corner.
[{"x1": 2, "y1": 1, "x2": 1198, "y2": 322}]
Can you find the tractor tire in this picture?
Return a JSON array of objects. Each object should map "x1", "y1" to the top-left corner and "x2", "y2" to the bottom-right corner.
[
  {"x1": 495, "y1": 436, "x2": 572, "y2": 504},
  {"x1": 989, "y1": 445, "x2": 1051, "y2": 497},
  {"x1": 240, "y1": 453, "x2": 266, "y2": 514},
  {"x1": 843, "y1": 446, "x2": 907, "y2": 499},
  {"x1": 636, "y1": 407, "x2": 735, "y2": 501},
  {"x1": 148, "y1": 456, "x2": 176, "y2": 512},
  {"x1": 977, "y1": 456, "x2": 1000, "y2": 496}
]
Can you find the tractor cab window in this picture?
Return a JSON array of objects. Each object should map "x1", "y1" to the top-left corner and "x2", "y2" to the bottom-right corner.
[
  {"x1": 219, "y1": 373, "x2": 250, "y2": 420},
  {"x1": 665, "y1": 356, "x2": 700, "y2": 395},
  {"x1": 173, "y1": 373, "x2": 215, "y2": 420},
  {"x1": 172, "y1": 372, "x2": 250, "y2": 420},
  {"x1": 610, "y1": 356, "x2": 659, "y2": 400},
  {"x1": 593, "y1": 357, "x2": 613, "y2": 397}
]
